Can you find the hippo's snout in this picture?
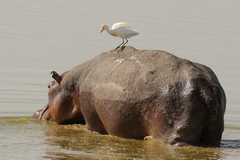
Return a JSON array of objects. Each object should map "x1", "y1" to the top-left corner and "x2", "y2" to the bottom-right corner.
[{"x1": 33, "y1": 104, "x2": 49, "y2": 120}]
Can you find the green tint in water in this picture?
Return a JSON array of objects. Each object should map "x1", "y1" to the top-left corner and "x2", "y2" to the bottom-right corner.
[{"x1": 1, "y1": 118, "x2": 239, "y2": 159}]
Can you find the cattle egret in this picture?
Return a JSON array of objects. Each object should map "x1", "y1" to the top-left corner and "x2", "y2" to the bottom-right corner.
[{"x1": 100, "y1": 22, "x2": 139, "y2": 49}]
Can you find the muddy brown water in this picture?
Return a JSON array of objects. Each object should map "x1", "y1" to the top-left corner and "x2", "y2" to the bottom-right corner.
[{"x1": 0, "y1": 0, "x2": 240, "y2": 159}]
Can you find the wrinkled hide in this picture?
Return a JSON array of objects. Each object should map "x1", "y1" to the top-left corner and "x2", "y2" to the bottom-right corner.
[{"x1": 33, "y1": 46, "x2": 226, "y2": 146}]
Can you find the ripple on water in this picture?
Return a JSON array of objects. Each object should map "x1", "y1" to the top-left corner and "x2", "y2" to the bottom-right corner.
[{"x1": 0, "y1": 118, "x2": 240, "y2": 159}]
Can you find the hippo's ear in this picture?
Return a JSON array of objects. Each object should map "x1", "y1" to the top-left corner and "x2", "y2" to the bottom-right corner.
[{"x1": 50, "y1": 71, "x2": 62, "y2": 84}]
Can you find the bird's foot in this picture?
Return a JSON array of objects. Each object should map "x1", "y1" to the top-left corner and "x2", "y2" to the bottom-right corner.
[
  {"x1": 115, "y1": 46, "x2": 121, "y2": 50},
  {"x1": 120, "y1": 46, "x2": 126, "y2": 50},
  {"x1": 111, "y1": 45, "x2": 126, "y2": 52},
  {"x1": 111, "y1": 48, "x2": 118, "y2": 52},
  {"x1": 111, "y1": 46, "x2": 120, "y2": 52}
]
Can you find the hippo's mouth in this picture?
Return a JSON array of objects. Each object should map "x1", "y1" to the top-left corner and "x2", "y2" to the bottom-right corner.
[{"x1": 33, "y1": 104, "x2": 49, "y2": 120}]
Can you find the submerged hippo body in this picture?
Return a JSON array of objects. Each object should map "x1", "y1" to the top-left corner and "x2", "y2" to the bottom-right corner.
[{"x1": 33, "y1": 46, "x2": 226, "y2": 146}]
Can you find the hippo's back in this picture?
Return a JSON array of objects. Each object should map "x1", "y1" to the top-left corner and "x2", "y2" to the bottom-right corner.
[{"x1": 69, "y1": 46, "x2": 220, "y2": 103}]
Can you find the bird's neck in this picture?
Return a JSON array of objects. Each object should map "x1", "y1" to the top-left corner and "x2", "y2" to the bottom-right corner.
[{"x1": 105, "y1": 25, "x2": 114, "y2": 35}]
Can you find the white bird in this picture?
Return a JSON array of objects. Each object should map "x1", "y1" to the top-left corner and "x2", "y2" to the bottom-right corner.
[{"x1": 100, "y1": 22, "x2": 139, "y2": 50}]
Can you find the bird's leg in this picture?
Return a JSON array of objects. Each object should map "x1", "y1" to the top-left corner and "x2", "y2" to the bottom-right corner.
[
  {"x1": 115, "y1": 39, "x2": 125, "y2": 50},
  {"x1": 121, "y1": 39, "x2": 128, "y2": 48}
]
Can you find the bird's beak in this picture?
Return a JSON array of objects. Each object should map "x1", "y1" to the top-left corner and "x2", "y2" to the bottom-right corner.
[{"x1": 100, "y1": 29, "x2": 103, "y2": 34}]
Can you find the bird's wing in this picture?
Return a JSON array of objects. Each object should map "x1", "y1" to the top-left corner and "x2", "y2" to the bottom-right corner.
[
  {"x1": 115, "y1": 27, "x2": 139, "y2": 38},
  {"x1": 111, "y1": 23, "x2": 138, "y2": 38},
  {"x1": 112, "y1": 22, "x2": 133, "y2": 29}
]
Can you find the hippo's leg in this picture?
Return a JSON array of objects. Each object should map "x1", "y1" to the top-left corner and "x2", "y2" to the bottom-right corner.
[
  {"x1": 167, "y1": 79, "x2": 225, "y2": 147},
  {"x1": 80, "y1": 93, "x2": 107, "y2": 134},
  {"x1": 84, "y1": 112, "x2": 107, "y2": 134}
]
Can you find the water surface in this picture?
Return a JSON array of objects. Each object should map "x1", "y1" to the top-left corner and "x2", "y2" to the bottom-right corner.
[
  {"x1": 0, "y1": 0, "x2": 239, "y2": 159},
  {"x1": 1, "y1": 118, "x2": 240, "y2": 159}
]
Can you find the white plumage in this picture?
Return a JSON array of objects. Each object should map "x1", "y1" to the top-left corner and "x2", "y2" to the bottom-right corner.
[{"x1": 100, "y1": 22, "x2": 139, "y2": 49}]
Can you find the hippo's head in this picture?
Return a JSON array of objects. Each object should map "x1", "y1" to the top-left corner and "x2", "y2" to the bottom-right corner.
[{"x1": 33, "y1": 71, "x2": 85, "y2": 124}]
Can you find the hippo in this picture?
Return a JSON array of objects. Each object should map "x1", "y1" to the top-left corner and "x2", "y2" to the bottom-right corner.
[{"x1": 33, "y1": 46, "x2": 226, "y2": 147}]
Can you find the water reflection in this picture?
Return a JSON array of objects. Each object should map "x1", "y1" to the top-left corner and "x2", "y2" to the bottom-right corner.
[
  {"x1": 1, "y1": 118, "x2": 240, "y2": 159},
  {"x1": 221, "y1": 140, "x2": 240, "y2": 149},
  {"x1": 41, "y1": 122, "x2": 240, "y2": 159}
]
